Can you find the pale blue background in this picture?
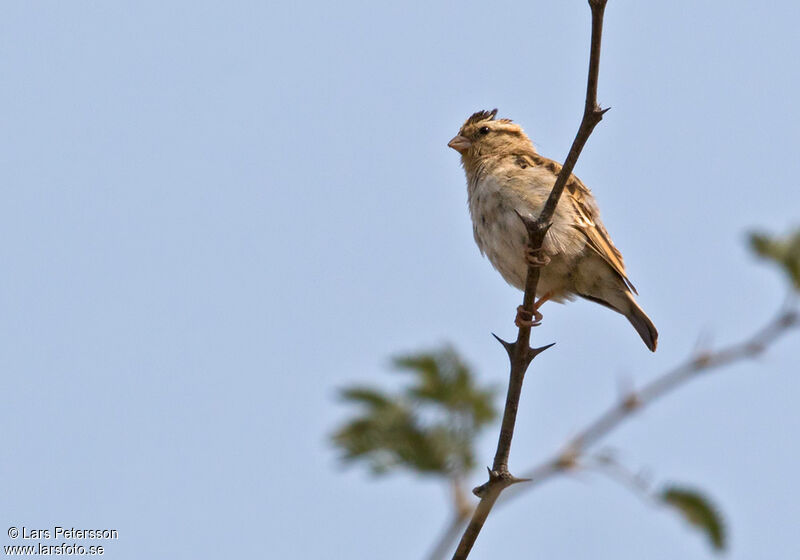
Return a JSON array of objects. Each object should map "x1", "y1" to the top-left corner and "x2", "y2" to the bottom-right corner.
[{"x1": 1, "y1": 1, "x2": 798, "y2": 558}]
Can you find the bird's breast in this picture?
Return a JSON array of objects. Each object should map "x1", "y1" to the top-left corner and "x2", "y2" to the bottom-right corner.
[
  {"x1": 468, "y1": 174, "x2": 537, "y2": 291},
  {"x1": 466, "y1": 169, "x2": 580, "y2": 299}
]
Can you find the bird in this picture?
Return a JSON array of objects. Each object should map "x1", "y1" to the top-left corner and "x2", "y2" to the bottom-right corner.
[{"x1": 448, "y1": 109, "x2": 658, "y2": 351}]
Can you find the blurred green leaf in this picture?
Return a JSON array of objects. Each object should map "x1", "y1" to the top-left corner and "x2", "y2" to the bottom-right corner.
[
  {"x1": 660, "y1": 486, "x2": 726, "y2": 552},
  {"x1": 332, "y1": 389, "x2": 448, "y2": 473},
  {"x1": 331, "y1": 346, "x2": 497, "y2": 478},
  {"x1": 749, "y1": 229, "x2": 800, "y2": 290},
  {"x1": 340, "y1": 387, "x2": 393, "y2": 408},
  {"x1": 393, "y1": 347, "x2": 497, "y2": 427}
]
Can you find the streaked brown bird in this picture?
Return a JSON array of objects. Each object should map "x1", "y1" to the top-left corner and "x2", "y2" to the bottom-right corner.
[{"x1": 448, "y1": 109, "x2": 657, "y2": 351}]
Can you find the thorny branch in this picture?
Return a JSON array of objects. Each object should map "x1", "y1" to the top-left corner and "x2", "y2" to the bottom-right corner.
[
  {"x1": 451, "y1": 1, "x2": 610, "y2": 558},
  {"x1": 506, "y1": 303, "x2": 796, "y2": 544},
  {"x1": 431, "y1": 302, "x2": 798, "y2": 559},
  {"x1": 513, "y1": 304, "x2": 798, "y2": 491}
]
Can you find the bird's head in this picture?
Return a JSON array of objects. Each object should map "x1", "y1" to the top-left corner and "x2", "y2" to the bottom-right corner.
[{"x1": 448, "y1": 109, "x2": 536, "y2": 165}]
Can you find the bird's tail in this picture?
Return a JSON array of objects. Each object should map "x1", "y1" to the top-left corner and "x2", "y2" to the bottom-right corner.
[
  {"x1": 578, "y1": 287, "x2": 658, "y2": 351},
  {"x1": 623, "y1": 295, "x2": 658, "y2": 352}
]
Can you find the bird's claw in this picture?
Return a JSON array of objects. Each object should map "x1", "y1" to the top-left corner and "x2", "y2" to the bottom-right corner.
[
  {"x1": 525, "y1": 246, "x2": 551, "y2": 267},
  {"x1": 515, "y1": 305, "x2": 543, "y2": 328}
]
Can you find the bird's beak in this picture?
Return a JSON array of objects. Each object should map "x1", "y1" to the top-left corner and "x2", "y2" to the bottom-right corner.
[{"x1": 448, "y1": 135, "x2": 472, "y2": 154}]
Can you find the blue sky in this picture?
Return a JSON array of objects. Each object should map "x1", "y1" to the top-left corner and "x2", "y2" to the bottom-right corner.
[{"x1": 1, "y1": 1, "x2": 799, "y2": 558}]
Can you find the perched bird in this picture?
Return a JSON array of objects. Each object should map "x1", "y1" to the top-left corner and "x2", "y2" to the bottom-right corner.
[{"x1": 448, "y1": 109, "x2": 658, "y2": 351}]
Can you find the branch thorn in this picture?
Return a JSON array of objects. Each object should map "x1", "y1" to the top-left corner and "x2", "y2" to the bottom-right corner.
[
  {"x1": 527, "y1": 342, "x2": 555, "y2": 364},
  {"x1": 491, "y1": 333, "x2": 515, "y2": 361},
  {"x1": 507, "y1": 475, "x2": 532, "y2": 486}
]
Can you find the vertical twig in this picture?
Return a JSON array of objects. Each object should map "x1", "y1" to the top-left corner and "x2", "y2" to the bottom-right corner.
[{"x1": 450, "y1": 2, "x2": 610, "y2": 558}]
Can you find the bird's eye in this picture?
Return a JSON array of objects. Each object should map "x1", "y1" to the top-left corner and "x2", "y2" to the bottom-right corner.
[{"x1": 479, "y1": 126, "x2": 490, "y2": 135}]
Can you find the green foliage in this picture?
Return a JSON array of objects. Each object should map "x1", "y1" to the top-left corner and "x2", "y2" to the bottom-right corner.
[
  {"x1": 392, "y1": 351, "x2": 496, "y2": 425},
  {"x1": 660, "y1": 486, "x2": 726, "y2": 552},
  {"x1": 749, "y1": 229, "x2": 800, "y2": 291},
  {"x1": 331, "y1": 347, "x2": 497, "y2": 477}
]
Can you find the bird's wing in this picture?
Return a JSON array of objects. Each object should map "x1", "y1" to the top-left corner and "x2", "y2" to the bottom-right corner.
[{"x1": 527, "y1": 154, "x2": 637, "y2": 294}]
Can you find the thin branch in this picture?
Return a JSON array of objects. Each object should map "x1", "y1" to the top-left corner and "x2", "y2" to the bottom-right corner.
[
  {"x1": 426, "y1": 513, "x2": 471, "y2": 560},
  {"x1": 425, "y1": 476, "x2": 473, "y2": 560},
  {"x1": 429, "y1": 303, "x2": 797, "y2": 560},
  {"x1": 583, "y1": 451, "x2": 658, "y2": 506},
  {"x1": 537, "y1": 0, "x2": 609, "y2": 225},
  {"x1": 558, "y1": 306, "x2": 798, "y2": 458},
  {"x1": 450, "y1": 2, "x2": 610, "y2": 558},
  {"x1": 503, "y1": 305, "x2": 799, "y2": 499}
]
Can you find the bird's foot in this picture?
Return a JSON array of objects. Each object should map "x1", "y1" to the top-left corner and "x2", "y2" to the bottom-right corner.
[
  {"x1": 514, "y1": 292, "x2": 554, "y2": 328},
  {"x1": 515, "y1": 305, "x2": 543, "y2": 328},
  {"x1": 525, "y1": 246, "x2": 551, "y2": 268},
  {"x1": 533, "y1": 292, "x2": 553, "y2": 312}
]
